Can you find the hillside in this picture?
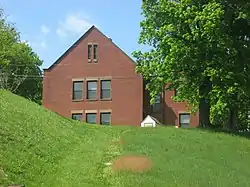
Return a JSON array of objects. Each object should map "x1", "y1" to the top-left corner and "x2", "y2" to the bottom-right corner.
[{"x1": 1, "y1": 90, "x2": 250, "y2": 187}]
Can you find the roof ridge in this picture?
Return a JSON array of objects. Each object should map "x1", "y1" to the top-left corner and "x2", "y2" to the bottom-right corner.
[
  {"x1": 43, "y1": 25, "x2": 136, "y2": 72},
  {"x1": 44, "y1": 25, "x2": 96, "y2": 71}
]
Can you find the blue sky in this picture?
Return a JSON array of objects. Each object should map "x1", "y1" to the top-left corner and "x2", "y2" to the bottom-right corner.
[{"x1": 0, "y1": 0, "x2": 144, "y2": 69}]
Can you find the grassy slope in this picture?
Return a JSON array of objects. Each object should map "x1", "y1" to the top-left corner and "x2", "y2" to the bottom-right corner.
[{"x1": 1, "y1": 90, "x2": 250, "y2": 187}]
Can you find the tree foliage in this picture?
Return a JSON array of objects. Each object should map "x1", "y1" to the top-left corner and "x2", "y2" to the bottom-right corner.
[
  {"x1": 0, "y1": 9, "x2": 43, "y2": 104},
  {"x1": 133, "y1": 0, "x2": 250, "y2": 130}
]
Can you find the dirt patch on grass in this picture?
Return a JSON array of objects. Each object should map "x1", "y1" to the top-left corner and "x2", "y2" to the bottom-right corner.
[{"x1": 111, "y1": 155, "x2": 152, "y2": 173}]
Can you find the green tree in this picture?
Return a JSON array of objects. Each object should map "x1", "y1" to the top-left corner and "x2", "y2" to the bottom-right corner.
[
  {"x1": 133, "y1": 0, "x2": 250, "y2": 129},
  {"x1": 0, "y1": 9, "x2": 43, "y2": 104}
]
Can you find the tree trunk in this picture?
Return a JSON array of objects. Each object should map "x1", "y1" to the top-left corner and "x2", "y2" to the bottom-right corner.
[
  {"x1": 199, "y1": 97, "x2": 211, "y2": 127},
  {"x1": 227, "y1": 108, "x2": 238, "y2": 131},
  {"x1": 198, "y1": 77, "x2": 212, "y2": 128}
]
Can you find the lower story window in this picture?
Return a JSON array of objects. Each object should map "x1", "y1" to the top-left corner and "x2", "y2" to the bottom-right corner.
[
  {"x1": 179, "y1": 113, "x2": 190, "y2": 128},
  {"x1": 86, "y1": 113, "x2": 97, "y2": 124},
  {"x1": 100, "y1": 112, "x2": 111, "y2": 125},
  {"x1": 72, "y1": 113, "x2": 82, "y2": 121}
]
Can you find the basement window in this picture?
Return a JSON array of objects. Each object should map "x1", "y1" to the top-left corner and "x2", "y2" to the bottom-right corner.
[
  {"x1": 179, "y1": 113, "x2": 190, "y2": 128},
  {"x1": 86, "y1": 113, "x2": 97, "y2": 124},
  {"x1": 100, "y1": 112, "x2": 111, "y2": 125},
  {"x1": 72, "y1": 113, "x2": 82, "y2": 121}
]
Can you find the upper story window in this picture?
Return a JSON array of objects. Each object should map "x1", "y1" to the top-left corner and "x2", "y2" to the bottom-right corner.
[
  {"x1": 174, "y1": 89, "x2": 178, "y2": 97},
  {"x1": 73, "y1": 81, "x2": 83, "y2": 100},
  {"x1": 179, "y1": 113, "x2": 190, "y2": 128},
  {"x1": 101, "y1": 80, "x2": 111, "y2": 99},
  {"x1": 152, "y1": 95, "x2": 161, "y2": 113},
  {"x1": 88, "y1": 44, "x2": 92, "y2": 60},
  {"x1": 93, "y1": 44, "x2": 98, "y2": 61},
  {"x1": 88, "y1": 44, "x2": 98, "y2": 62},
  {"x1": 87, "y1": 80, "x2": 97, "y2": 100}
]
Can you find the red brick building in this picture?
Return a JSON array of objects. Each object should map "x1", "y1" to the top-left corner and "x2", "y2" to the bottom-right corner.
[{"x1": 43, "y1": 26, "x2": 199, "y2": 127}]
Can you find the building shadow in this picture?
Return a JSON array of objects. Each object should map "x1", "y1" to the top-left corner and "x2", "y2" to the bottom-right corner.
[
  {"x1": 162, "y1": 102, "x2": 177, "y2": 125},
  {"x1": 197, "y1": 126, "x2": 250, "y2": 140},
  {"x1": 143, "y1": 93, "x2": 177, "y2": 126}
]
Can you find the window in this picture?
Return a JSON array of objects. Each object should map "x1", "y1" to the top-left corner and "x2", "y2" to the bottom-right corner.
[
  {"x1": 143, "y1": 123, "x2": 154, "y2": 127},
  {"x1": 72, "y1": 113, "x2": 82, "y2": 121},
  {"x1": 101, "y1": 80, "x2": 111, "y2": 99},
  {"x1": 86, "y1": 113, "x2": 97, "y2": 124},
  {"x1": 179, "y1": 113, "x2": 190, "y2": 128},
  {"x1": 93, "y1": 44, "x2": 98, "y2": 61},
  {"x1": 174, "y1": 89, "x2": 178, "y2": 97},
  {"x1": 88, "y1": 44, "x2": 92, "y2": 60},
  {"x1": 100, "y1": 112, "x2": 111, "y2": 125},
  {"x1": 73, "y1": 81, "x2": 83, "y2": 100},
  {"x1": 87, "y1": 81, "x2": 97, "y2": 99},
  {"x1": 152, "y1": 95, "x2": 161, "y2": 112}
]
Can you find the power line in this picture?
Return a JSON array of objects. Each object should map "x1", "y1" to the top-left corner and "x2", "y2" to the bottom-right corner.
[
  {"x1": 0, "y1": 73, "x2": 142, "y2": 80},
  {"x1": 0, "y1": 64, "x2": 42, "y2": 67},
  {"x1": 1, "y1": 77, "x2": 43, "y2": 80},
  {"x1": 0, "y1": 73, "x2": 43, "y2": 78}
]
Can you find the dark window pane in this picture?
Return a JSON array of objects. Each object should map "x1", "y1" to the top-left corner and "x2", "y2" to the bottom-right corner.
[
  {"x1": 88, "y1": 81, "x2": 97, "y2": 90},
  {"x1": 87, "y1": 81, "x2": 97, "y2": 99},
  {"x1": 74, "y1": 82, "x2": 83, "y2": 90},
  {"x1": 181, "y1": 123, "x2": 190, "y2": 128},
  {"x1": 179, "y1": 114, "x2": 190, "y2": 128},
  {"x1": 101, "y1": 80, "x2": 111, "y2": 99},
  {"x1": 88, "y1": 45, "x2": 92, "y2": 59},
  {"x1": 72, "y1": 113, "x2": 82, "y2": 121},
  {"x1": 155, "y1": 95, "x2": 161, "y2": 104},
  {"x1": 101, "y1": 112, "x2": 111, "y2": 125},
  {"x1": 101, "y1": 80, "x2": 111, "y2": 89},
  {"x1": 94, "y1": 44, "x2": 98, "y2": 60},
  {"x1": 73, "y1": 91, "x2": 83, "y2": 100},
  {"x1": 152, "y1": 95, "x2": 161, "y2": 112},
  {"x1": 101, "y1": 90, "x2": 111, "y2": 99},
  {"x1": 73, "y1": 81, "x2": 83, "y2": 100},
  {"x1": 87, "y1": 90, "x2": 97, "y2": 99},
  {"x1": 86, "y1": 113, "x2": 96, "y2": 124},
  {"x1": 174, "y1": 89, "x2": 178, "y2": 96}
]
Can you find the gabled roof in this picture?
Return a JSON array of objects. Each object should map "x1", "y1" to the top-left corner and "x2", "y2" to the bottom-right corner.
[
  {"x1": 44, "y1": 25, "x2": 136, "y2": 71},
  {"x1": 141, "y1": 115, "x2": 162, "y2": 125},
  {"x1": 151, "y1": 115, "x2": 162, "y2": 125}
]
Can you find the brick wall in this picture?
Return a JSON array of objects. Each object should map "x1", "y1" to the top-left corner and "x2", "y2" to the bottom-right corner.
[{"x1": 43, "y1": 27, "x2": 143, "y2": 126}]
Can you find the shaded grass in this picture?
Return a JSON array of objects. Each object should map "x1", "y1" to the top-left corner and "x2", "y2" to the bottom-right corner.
[{"x1": 1, "y1": 90, "x2": 250, "y2": 186}]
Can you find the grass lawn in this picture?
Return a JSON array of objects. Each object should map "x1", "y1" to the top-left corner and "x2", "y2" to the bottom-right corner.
[{"x1": 1, "y1": 89, "x2": 250, "y2": 187}]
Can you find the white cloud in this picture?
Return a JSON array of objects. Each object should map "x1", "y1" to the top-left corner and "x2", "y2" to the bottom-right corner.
[
  {"x1": 41, "y1": 24, "x2": 50, "y2": 35},
  {"x1": 56, "y1": 28, "x2": 67, "y2": 37},
  {"x1": 40, "y1": 41, "x2": 47, "y2": 49},
  {"x1": 56, "y1": 13, "x2": 92, "y2": 38}
]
